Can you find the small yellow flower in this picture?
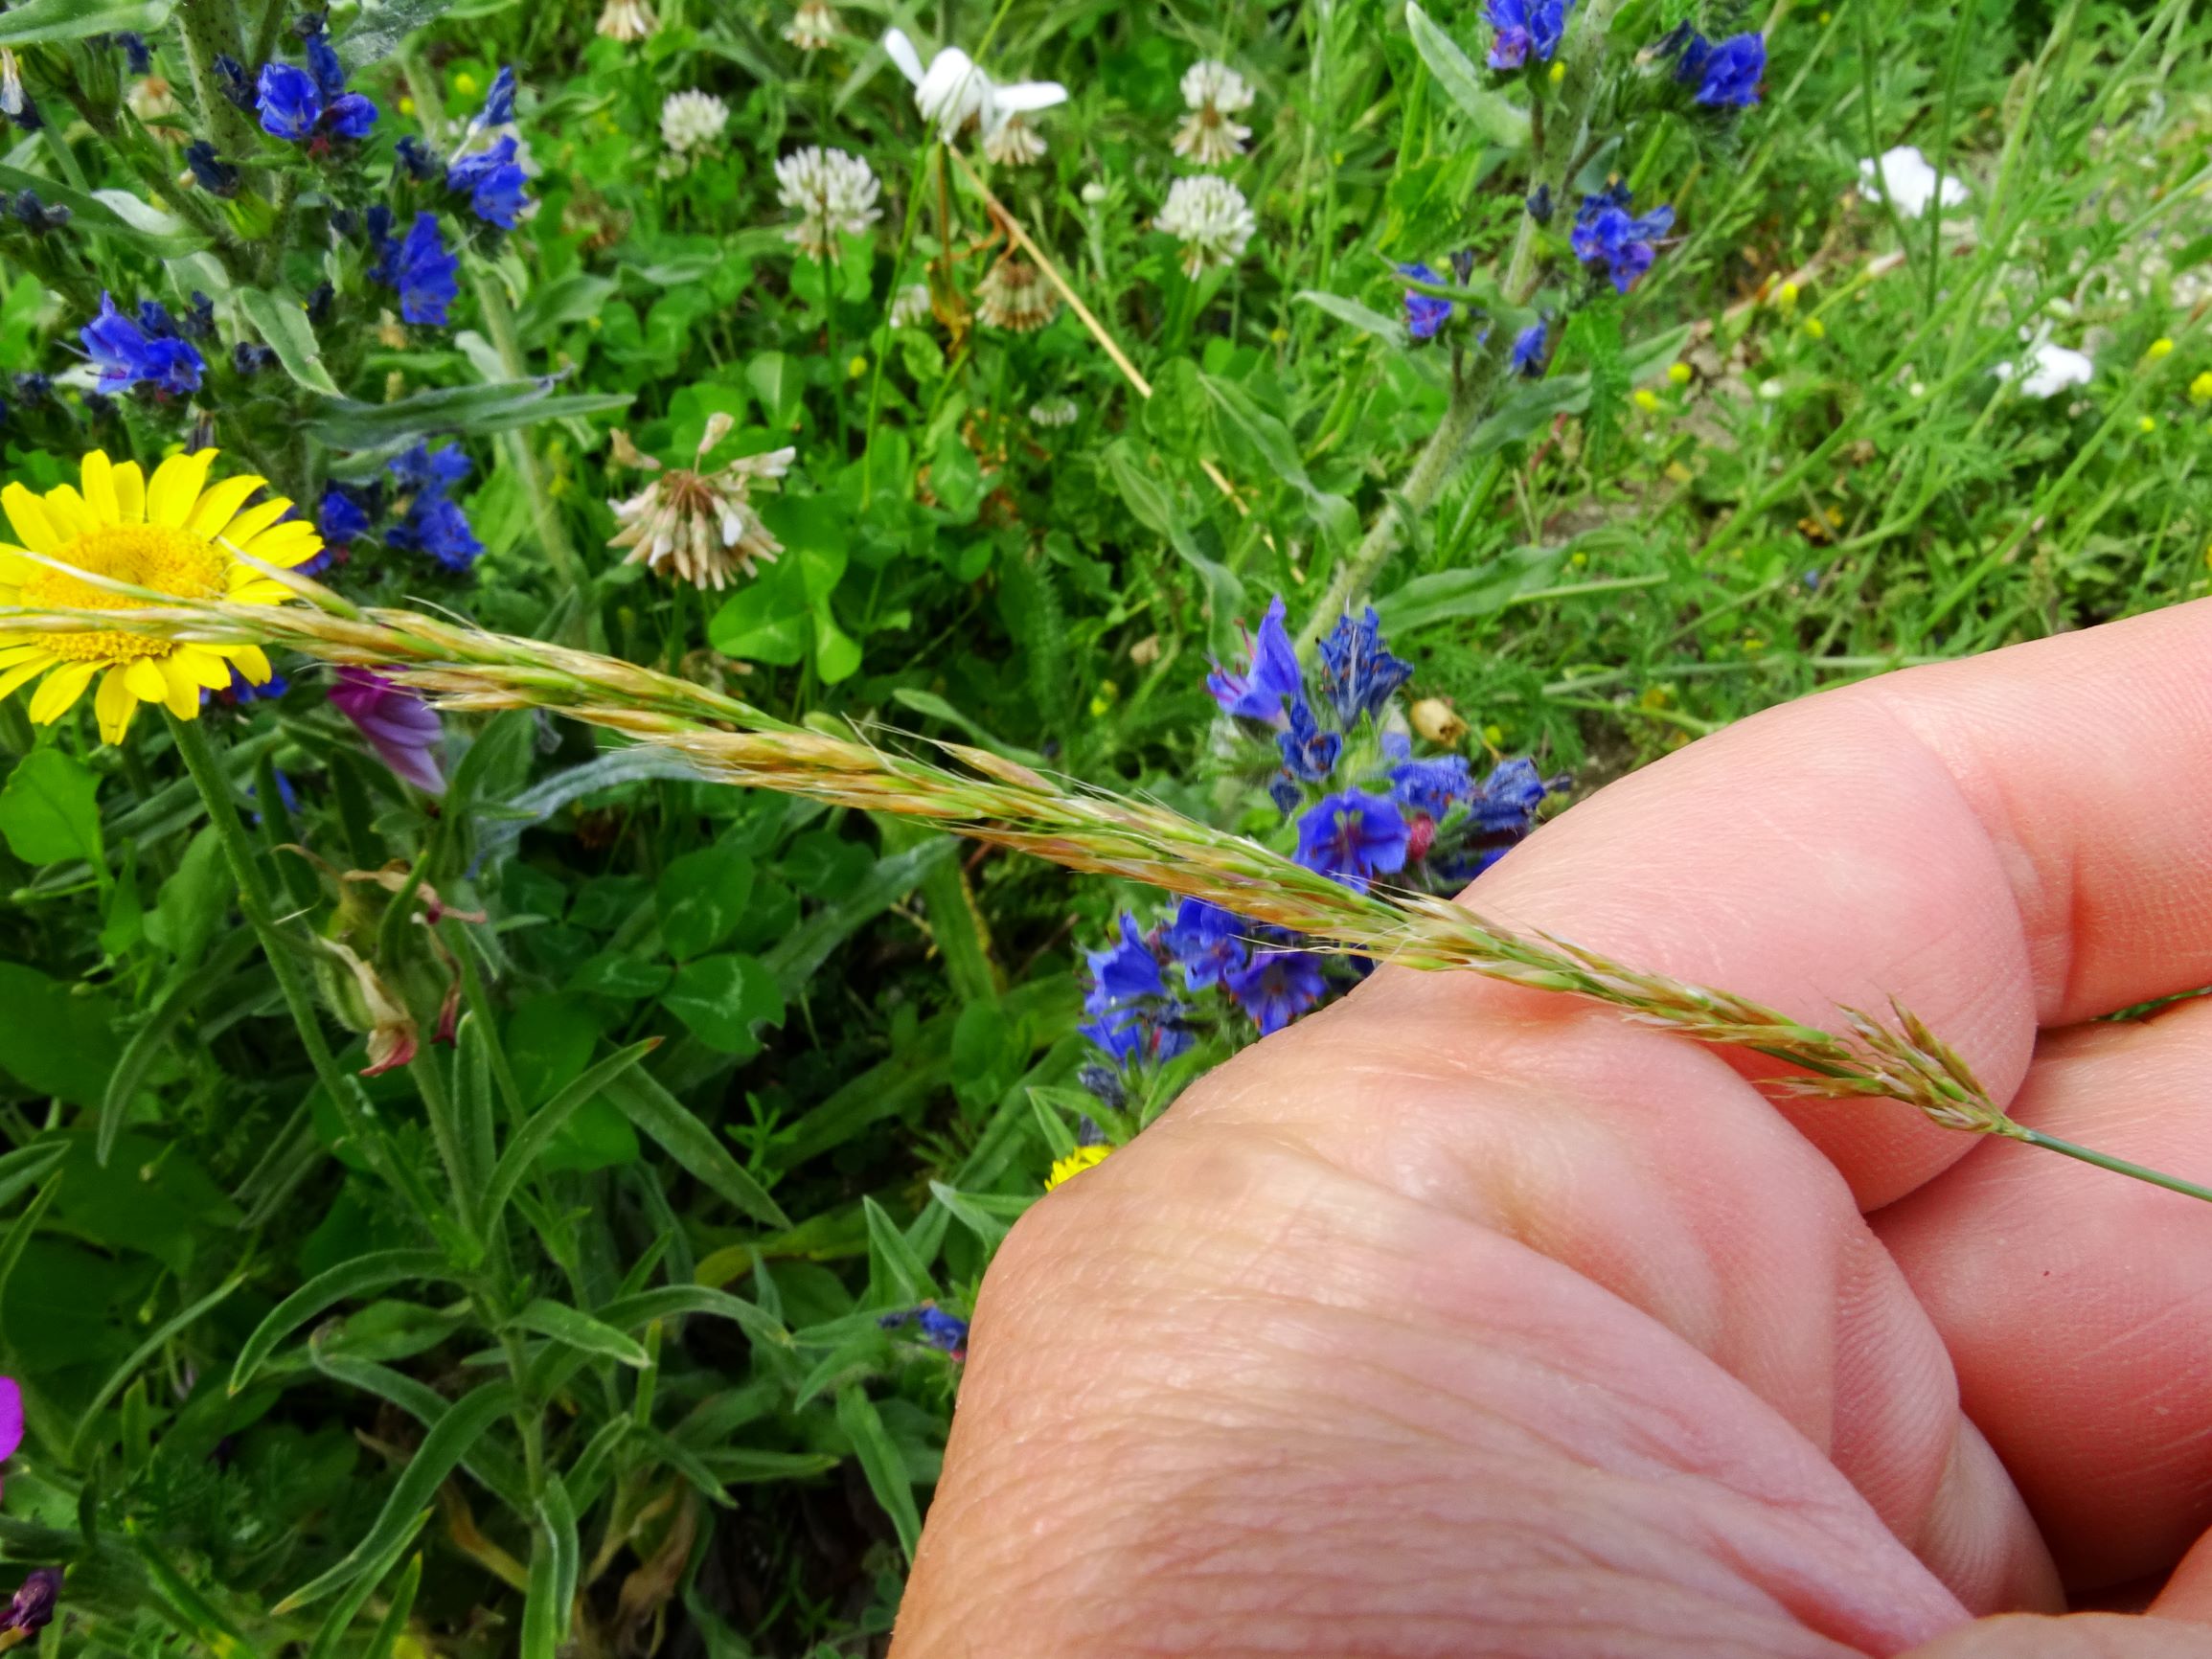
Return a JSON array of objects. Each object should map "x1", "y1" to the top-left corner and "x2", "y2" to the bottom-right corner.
[
  {"x1": 0, "y1": 449, "x2": 315, "y2": 744},
  {"x1": 1803, "y1": 318, "x2": 1826, "y2": 340},
  {"x1": 453, "y1": 70, "x2": 478, "y2": 96},
  {"x1": 1548, "y1": 61, "x2": 1565, "y2": 85},
  {"x1": 1631, "y1": 388, "x2": 1660, "y2": 414},
  {"x1": 1481, "y1": 722, "x2": 1503, "y2": 748},
  {"x1": 2138, "y1": 415, "x2": 2157, "y2": 433},
  {"x1": 2148, "y1": 337, "x2": 2175, "y2": 360},
  {"x1": 1667, "y1": 362, "x2": 1692, "y2": 386},
  {"x1": 398, "y1": 95, "x2": 415, "y2": 116},
  {"x1": 2190, "y1": 371, "x2": 2212, "y2": 404},
  {"x1": 847, "y1": 353, "x2": 867, "y2": 378},
  {"x1": 1775, "y1": 281, "x2": 1800, "y2": 313},
  {"x1": 1046, "y1": 1144, "x2": 1111, "y2": 1191}
]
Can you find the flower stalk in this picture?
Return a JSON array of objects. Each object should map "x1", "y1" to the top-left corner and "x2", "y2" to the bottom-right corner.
[{"x1": 20, "y1": 589, "x2": 2208, "y2": 1208}]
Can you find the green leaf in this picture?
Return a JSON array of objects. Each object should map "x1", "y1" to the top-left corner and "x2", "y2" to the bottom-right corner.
[
  {"x1": 305, "y1": 382, "x2": 631, "y2": 449},
  {"x1": 307, "y1": 1351, "x2": 530, "y2": 1512},
  {"x1": 601, "y1": 1067, "x2": 790, "y2": 1228},
  {"x1": 1294, "y1": 289, "x2": 1410, "y2": 349},
  {"x1": 862, "y1": 1196, "x2": 935, "y2": 1305},
  {"x1": 0, "y1": 1142, "x2": 65, "y2": 1211},
  {"x1": 1404, "y1": 1, "x2": 1531, "y2": 148},
  {"x1": 706, "y1": 572, "x2": 810, "y2": 666},
  {"x1": 1102, "y1": 440, "x2": 1243, "y2": 655},
  {"x1": 0, "y1": 964, "x2": 116, "y2": 1105},
  {"x1": 593, "y1": 1284, "x2": 788, "y2": 1348},
  {"x1": 665, "y1": 953, "x2": 785, "y2": 1055},
  {"x1": 520, "y1": 1478, "x2": 581, "y2": 1659},
  {"x1": 0, "y1": 0, "x2": 173, "y2": 47},
  {"x1": 360, "y1": 1553, "x2": 424, "y2": 1659},
  {"x1": 835, "y1": 1388, "x2": 924, "y2": 1561},
  {"x1": 928, "y1": 430, "x2": 985, "y2": 521},
  {"x1": 71, "y1": 1275, "x2": 243, "y2": 1459},
  {"x1": 657, "y1": 845, "x2": 755, "y2": 961},
  {"x1": 304, "y1": 1516, "x2": 430, "y2": 1659},
  {"x1": 275, "y1": 1381, "x2": 521, "y2": 1611},
  {"x1": 0, "y1": 165, "x2": 204, "y2": 256},
  {"x1": 238, "y1": 287, "x2": 342, "y2": 397},
  {"x1": 511, "y1": 1298, "x2": 651, "y2": 1367},
  {"x1": 929, "y1": 1181, "x2": 1026, "y2": 1247},
  {"x1": 0, "y1": 748, "x2": 102, "y2": 867},
  {"x1": 481, "y1": 1039, "x2": 660, "y2": 1231},
  {"x1": 229, "y1": 1249, "x2": 452, "y2": 1395}
]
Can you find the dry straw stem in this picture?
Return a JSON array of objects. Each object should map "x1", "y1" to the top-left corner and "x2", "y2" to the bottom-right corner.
[{"x1": 8, "y1": 587, "x2": 2210, "y2": 1204}]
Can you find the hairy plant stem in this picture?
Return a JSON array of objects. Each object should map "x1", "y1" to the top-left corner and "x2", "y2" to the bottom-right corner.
[
  {"x1": 1294, "y1": 0, "x2": 1624, "y2": 649},
  {"x1": 174, "y1": 0, "x2": 262, "y2": 165}
]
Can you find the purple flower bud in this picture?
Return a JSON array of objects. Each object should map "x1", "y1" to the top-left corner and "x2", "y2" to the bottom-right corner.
[
  {"x1": 0, "y1": 1569, "x2": 60, "y2": 1636},
  {"x1": 330, "y1": 668, "x2": 446, "y2": 794}
]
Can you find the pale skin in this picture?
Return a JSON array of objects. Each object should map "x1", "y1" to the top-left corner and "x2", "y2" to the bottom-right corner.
[{"x1": 891, "y1": 602, "x2": 2212, "y2": 1657}]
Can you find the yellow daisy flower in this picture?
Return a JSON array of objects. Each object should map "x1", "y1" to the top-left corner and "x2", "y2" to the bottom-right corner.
[
  {"x1": 1045, "y1": 1143, "x2": 1112, "y2": 1192},
  {"x1": 0, "y1": 448, "x2": 320, "y2": 745}
]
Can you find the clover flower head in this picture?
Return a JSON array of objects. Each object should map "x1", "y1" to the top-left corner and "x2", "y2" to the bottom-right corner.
[
  {"x1": 1224, "y1": 949, "x2": 1327, "y2": 1035},
  {"x1": 447, "y1": 135, "x2": 532, "y2": 229},
  {"x1": 1570, "y1": 183, "x2": 1674, "y2": 293},
  {"x1": 888, "y1": 283, "x2": 932, "y2": 329},
  {"x1": 660, "y1": 88, "x2": 728, "y2": 153},
  {"x1": 783, "y1": 0, "x2": 838, "y2": 49},
  {"x1": 606, "y1": 415, "x2": 797, "y2": 590},
  {"x1": 1205, "y1": 594, "x2": 1302, "y2": 725},
  {"x1": 1487, "y1": 0, "x2": 1571, "y2": 69},
  {"x1": 774, "y1": 145, "x2": 882, "y2": 258},
  {"x1": 1295, "y1": 789, "x2": 1410, "y2": 891},
  {"x1": 1028, "y1": 395, "x2": 1079, "y2": 427},
  {"x1": 982, "y1": 112, "x2": 1048, "y2": 166},
  {"x1": 975, "y1": 257, "x2": 1057, "y2": 331},
  {"x1": 1155, "y1": 174, "x2": 1256, "y2": 276},
  {"x1": 1399, "y1": 261, "x2": 1453, "y2": 341},
  {"x1": 596, "y1": 0, "x2": 657, "y2": 41},
  {"x1": 1675, "y1": 30, "x2": 1764, "y2": 107},
  {"x1": 1174, "y1": 58, "x2": 1253, "y2": 166},
  {"x1": 0, "y1": 448, "x2": 318, "y2": 743},
  {"x1": 80, "y1": 293, "x2": 204, "y2": 396}
]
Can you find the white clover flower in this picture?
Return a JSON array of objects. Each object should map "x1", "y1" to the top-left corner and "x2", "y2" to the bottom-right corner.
[
  {"x1": 784, "y1": 0, "x2": 838, "y2": 50},
  {"x1": 774, "y1": 146, "x2": 881, "y2": 258},
  {"x1": 1857, "y1": 146, "x2": 1968, "y2": 218},
  {"x1": 596, "y1": 0, "x2": 656, "y2": 40},
  {"x1": 660, "y1": 89, "x2": 729, "y2": 155},
  {"x1": 983, "y1": 112, "x2": 1047, "y2": 166},
  {"x1": 1995, "y1": 335, "x2": 2094, "y2": 399},
  {"x1": 888, "y1": 283, "x2": 932, "y2": 328},
  {"x1": 608, "y1": 414, "x2": 799, "y2": 591},
  {"x1": 1174, "y1": 59, "x2": 1253, "y2": 168},
  {"x1": 1029, "y1": 396, "x2": 1079, "y2": 427},
  {"x1": 976, "y1": 258, "x2": 1057, "y2": 331},
  {"x1": 880, "y1": 27, "x2": 1065, "y2": 147},
  {"x1": 1155, "y1": 174, "x2": 1255, "y2": 275}
]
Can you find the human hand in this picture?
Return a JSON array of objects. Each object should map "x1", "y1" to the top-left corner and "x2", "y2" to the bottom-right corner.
[{"x1": 892, "y1": 602, "x2": 2212, "y2": 1658}]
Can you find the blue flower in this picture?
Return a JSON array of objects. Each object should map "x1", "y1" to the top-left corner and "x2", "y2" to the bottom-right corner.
[
  {"x1": 374, "y1": 212, "x2": 460, "y2": 326},
  {"x1": 385, "y1": 443, "x2": 482, "y2": 570},
  {"x1": 304, "y1": 29, "x2": 347, "y2": 102},
  {"x1": 447, "y1": 135, "x2": 530, "y2": 229},
  {"x1": 878, "y1": 1304, "x2": 969, "y2": 1356},
  {"x1": 1276, "y1": 696, "x2": 1342, "y2": 784},
  {"x1": 11, "y1": 191, "x2": 67, "y2": 234},
  {"x1": 1676, "y1": 30, "x2": 1764, "y2": 108},
  {"x1": 233, "y1": 341, "x2": 276, "y2": 375},
  {"x1": 1526, "y1": 183, "x2": 1553, "y2": 222},
  {"x1": 114, "y1": 32, "x2": 151, "y2": 74},
  {"x1": 1511, "y1": 320, "x2": 1548, "y2": 376},
  {"x1": 1084, "y1": 912, "x2": 1164, "y2": 1009},
  {"x1": 394, "y1": 136, "x2": 441, "y2": 181},
  {"x1": 1205, "y1": 595, "x2": 1304, "y2": 727},
  {"x1": 323, "y1": 91, "x2": 377, "y2": 139},
  {"x1": 1388, "y1": 755, "x2": 1474, "y2": 816},
  {"x1": 1398, "y1": 261, "x2": 1453, "y2": 342},
  {"x1": 256, "y1": 61, "x2": 320, "y2": 140},
  {"x1": 1486, "y1": 0, "x2": 1571, "y2": 68},
  {"x1": 1571, "y1": 184, "x2": 1674, "y2": 294},
  {"x1": 388, "y1": 442, "x2": 472, "y2": 496},
  {"x1": 1080, "y1": 1002, "x2": 1193, "y2": 1067},
  {"x1": 472, "y1": 66, "x2": 517, "y2": 132},
  {"x1": 1295, "y1": 789, "x2": 1410, "y2": 892},
  {"x1": 1466, "y1": 756, "x2": 1553, "y2": 835},
  {"x1": 213, "y1": 54, "x2": 255, "y2": 110},
  {"x1": 80, "y1": 293, "x2": 204, "y2": 396},
  {"x1": 1316, "y1": 606, "x2": 1413, "y2": 726},
  {"x1": 1161, "y1": 898, "x2": 1249, "y2": 990},
  {"x1": 1224, "y1": 950, "x2": 1328, "y2": 1035},
  {"x1": 319, "y1": 486, "x2": 374, "y2": 542}
]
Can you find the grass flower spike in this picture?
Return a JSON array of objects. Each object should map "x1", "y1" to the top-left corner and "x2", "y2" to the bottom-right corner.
[{"x1": 0, "y1": 449, "x2": 312, "y2": 743}]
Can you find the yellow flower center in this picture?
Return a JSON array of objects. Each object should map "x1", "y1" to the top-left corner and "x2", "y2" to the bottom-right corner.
[{"x1": 18, "y1": 523, "x2": 225, "y2": 662}]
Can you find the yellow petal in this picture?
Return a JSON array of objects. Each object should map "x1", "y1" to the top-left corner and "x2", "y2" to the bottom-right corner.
[
  {"x1": 111, "y1": 461, "x2": 147, "y2": 526},
  {"x1": 186, "y1": 474, "x2": 267, "y2": 538},
  {"x1": 80, "y1": 451, "x2": 119, "y2": 527},
  {"x1": 217, "y1": 498, "x2": 294, "y2": 549},
  {"x1": 229, "y1": 581, "x2": 297, "y2": 606},
  {"x1": 28, "y1": 659, "x2": 97, "y2": 724},
  {"x1": 226, "y1": 644, "x2": 273, "y2": 684},
  {"x1": 0, "y1": 653, "x2": 55, "y2": 701},
  {"x1": 173, "y1": 646, "x2": 235, "y2": 689},
  {"x1": 0, "y1": 544, "x2": 28, "y2": 587},
  {"x1": 125, "y1": 657, "x2": 169, "y2": 701},
  {"x1": 239, "y1": 522, "x2": 325, "y2": 566},
  {"x1": 147, "y1": 448, "x2": 219, "y2": 527},
  {"x1": 0, "y1": 645, "x2": 45, "y2": 669},
  {"x1": 158, "y1": 652, "x2": 202, "y2": 718},
  {"x1": 94, "y1": 664, "x2": 136, "y2": 745},
  {"x1": 2, "y1": 484, "x2": 60, "y2": 553},
  {"x1": 41, "y1": 485, "x2": 90, "y2": 541}
]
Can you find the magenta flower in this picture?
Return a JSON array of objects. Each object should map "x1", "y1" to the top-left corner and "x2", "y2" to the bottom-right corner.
[
  {"x1": 330, "y1": 669, "x2": 446, "y2": 794},
  {"x1": 0, "y1": 1375, "x2": 21, "y2": 1496}
]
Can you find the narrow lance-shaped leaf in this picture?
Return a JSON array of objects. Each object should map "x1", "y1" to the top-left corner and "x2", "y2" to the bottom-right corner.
[
  {"x1": 1404, "y1": 1, "x2": 1532, "y2": 148},
  {"x1": 836, "y1": 1388, "x2": 924, "y2": 1562},
  {"x1": 230, "y1": 1249, "x2": 453, "y2": 1395},
  {"x1": 480, "y1": 1039, "x2": 661, "y2": 1232},
  {"x1": 600, "y1": 1067, "x2": 791, "y2": 1228},
  {"x1": 304, "y1": 1510, "x2": 432, "y2": 1659},
  {"x1": 511, "y1": 1298, "x2": 652, "y2": 1368}
]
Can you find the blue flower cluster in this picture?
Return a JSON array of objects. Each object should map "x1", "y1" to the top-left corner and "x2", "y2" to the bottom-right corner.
[
  {"x1": 1486, "y1": 0, "x2": 1572, "y2": 69},
  {"x1": 383, "y1": 443, "x2": 483, "y2": 571},
  {"x1": 256, "y1": 15, "x2": 376, "y2": 143},
  {"x1": 442, "y1": 69, "x2": 534, "y2": 231},
  {"x1": 80, "y1": 293, "x2": 205, "y2": 396},
  {"x1": 1673, "y1": 28, "x2": 1765, "y2": 108},
  {"x1": 1396, "y1": 265, "x2": 1547, "y2": 377},
  {"x1": 1570, "y1": 183, "x2": 1674, "y2": 294},
  {"x1": 367, "y1": 208, "x2": 460, "y2": 326}
]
